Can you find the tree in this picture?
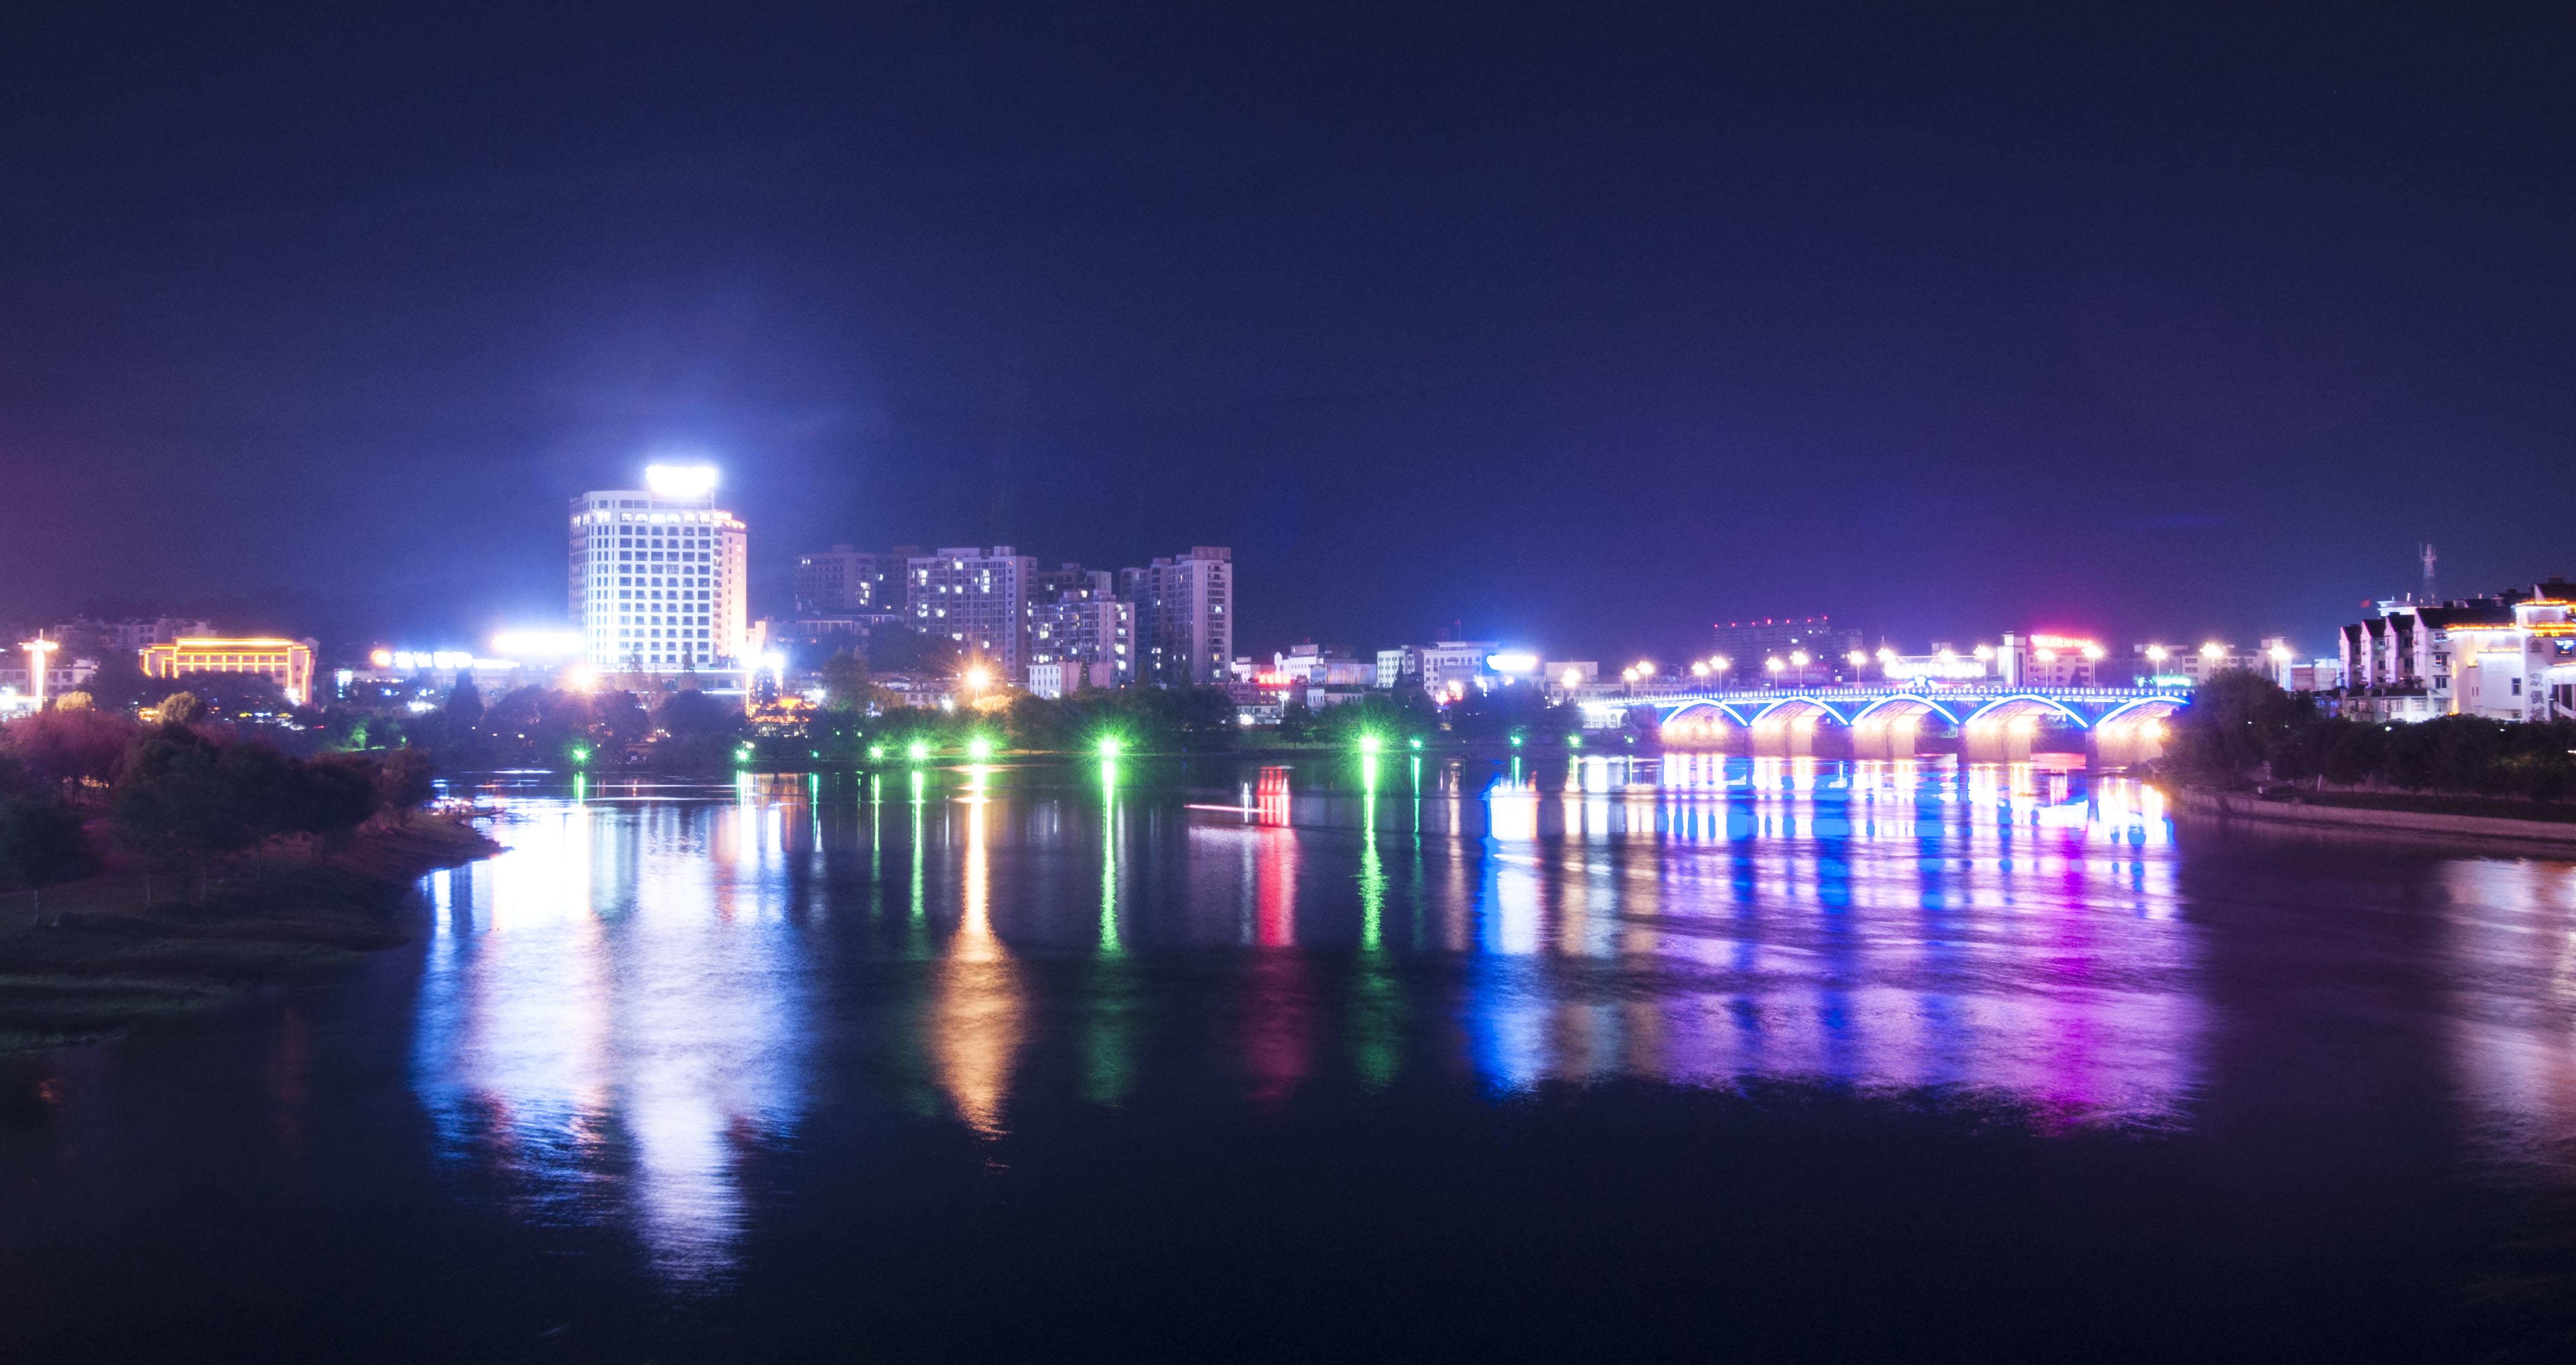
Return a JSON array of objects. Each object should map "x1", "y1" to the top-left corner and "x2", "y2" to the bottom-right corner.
[
  {"x1": 653, "y1": 689, "x2": 737, "y2": 738},
  {"x1": 589, "y1": 691, "x2": 651, "y2": 745},
  {"x1": 289, "y1": 753, "x2": 383, "y2": 853},
  {"x1": 0, "y1": 796, "x2": 93, "y2": 897},
  {"x1": 2, "y1": 706, "x2": 142, "y2": 788},
  {"x1": 109, "y1": 726, "x2": 243, "y2": 897},
  {"x1": 445, "y1": 675, "x2": 484, "y2": 731},
  {"x1": 2166, "y1": 670, "x2": 2312, "y2": 780},
  {"x1": 819, "y1": 651, "x2": 876, "y2": 712},
  {"x1": 77, "y1": 650, "x2": 155, "y2": 710},
  {"x1": 156, "y1": 691, "x2": 207, "y2": 727},
  {"x1": 378, "y1": 749, "x2": 437, "y2": 822}
]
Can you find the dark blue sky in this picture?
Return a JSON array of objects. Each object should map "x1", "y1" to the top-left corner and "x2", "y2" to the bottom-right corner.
[{"x1": 5, "y1": 3, "x2": 2571, "y2": 660}]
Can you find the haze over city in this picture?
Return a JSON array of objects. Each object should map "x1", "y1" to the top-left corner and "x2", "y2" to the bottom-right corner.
[{"x1": 8, "y1": 4, "x2": 2572, "y2": 660}]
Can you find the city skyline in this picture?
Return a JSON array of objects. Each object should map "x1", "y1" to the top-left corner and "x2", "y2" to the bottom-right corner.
[{"x1": 8, "y1": 8, "x2": 2574, "y2": 661}]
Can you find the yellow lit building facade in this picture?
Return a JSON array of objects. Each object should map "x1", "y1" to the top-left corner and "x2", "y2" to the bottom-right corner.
[{"x1": 141, "y1": 638, "x2": 318, "y2": 706}]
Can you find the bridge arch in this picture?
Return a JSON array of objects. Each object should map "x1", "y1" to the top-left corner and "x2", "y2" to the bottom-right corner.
[
  {"x1": 2096, "y1": 695, "x2": 2187, "y2": 728},
  {"x1": 1657, "y1": 699, "x2": 1747, "y2": 748},
  {"x1": 1660, "y1": 698, "x2": 1754, "y2": 727},
  {"x1": 1752, "y1": 697, "x2": 1850, "y2": 727},
  {"x1": 1963, "y1": 694, "x2": 2091, "y2": 730},
  {"x1": 1848, "y1": 694, "x2": 1963, "y2": 727}
]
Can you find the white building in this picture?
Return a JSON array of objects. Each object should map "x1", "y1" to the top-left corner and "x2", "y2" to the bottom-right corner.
[
  {"x1": 908, "y1": 546, "x2": 1036, "y2": 682},
  {"x1": 50, "y1": 616, "x2": 214, "y2": 656},
  {"x1": 570, "y1": 465, "x2": 749, "y2": 674},
  {"x1": 1375, "y1": 646, "x2": 1420, "y2": 690},
  {"x1": 1123, "y1": 546, "x2": 1233, "y2": 686},
  {"x1": 2335, "y1": 580, "x2": 2576, "y2": 722},
  {"x1": 1997, "y1": 632, "x2": 2107, "y2": 688}
]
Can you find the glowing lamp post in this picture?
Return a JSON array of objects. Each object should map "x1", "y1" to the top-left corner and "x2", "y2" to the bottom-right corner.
[{"x1": 19, "y1": 638, "x2": 57, "y2": 710}]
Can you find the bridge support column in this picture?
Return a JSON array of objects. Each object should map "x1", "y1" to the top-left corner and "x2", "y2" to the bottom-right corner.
[
  {"x1": 2091, "y1": 720, "x2": 2167, "y2": 767},
  {"x1": 1851, "y1": 719, "x2": 1920, "y2": 760},
  {"x1": 1963, "y1": 719, "x2": 2035, "y2": 763}
]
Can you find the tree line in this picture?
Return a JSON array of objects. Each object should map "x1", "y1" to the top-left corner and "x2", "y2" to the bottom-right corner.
[
  {"x1": 2166, "y1": 671, "x2": 2576, "y2": 801},
  {"x1": 0, "y1": 692, "x2": 440, "y2": 900}
]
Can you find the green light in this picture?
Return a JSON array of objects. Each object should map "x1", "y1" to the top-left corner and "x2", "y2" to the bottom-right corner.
[
  {"x1": 868, "y1": 744, "x2": 886, "y2": 761},
  {"x1": 967, "y1": 735, "x2": 995, "y2": 760},
  {"x1": 1097, "y1": 735, "x2": 1124, "y2": 757},
  {"x1": 570, "y1": 745, "x2": 590, "y2": 764},
  {"x1": 735, "y1": 743, "x2": 754, "y2": 763},
  {"x1": 1567, "y1": 735, "x2": 1584, "y2": 749},
  {"x1": 907, "y1": 739, "x2": 930, "y2": 763},
  {"x1": 1358, "y1": 733, "x2": 1384, "y2": 755},
  {"x1": 1407, "y1": 737, "x2": 1423, "y2": 751},
  {"x1": 1509, "y1": 733, "x2": 1524, "y2": 747}
]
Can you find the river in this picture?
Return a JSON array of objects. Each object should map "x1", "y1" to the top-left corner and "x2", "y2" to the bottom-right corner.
[{"x1": 4, "y1": 754, "x2": 2575, "y2": 1360}]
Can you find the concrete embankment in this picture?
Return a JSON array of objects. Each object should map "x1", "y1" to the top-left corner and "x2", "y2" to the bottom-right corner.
[{"x1": 2177, "y1": 787, "x2": 2576, "y2": 852}]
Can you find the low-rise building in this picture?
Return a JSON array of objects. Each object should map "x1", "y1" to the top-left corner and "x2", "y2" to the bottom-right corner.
[
  {"x1": 2331, "y1": 578, "x2": 2576, "y2": 722},
  {"x1": 1997, "y1": 632, "x2": 2108, "y2": 688},
  {"x1": 141, "y1": 637, "x2": 319, "y2": 706}
]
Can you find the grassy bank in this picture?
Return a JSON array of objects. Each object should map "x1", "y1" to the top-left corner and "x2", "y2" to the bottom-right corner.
[{"x1": 0, "y1": 816, "x2": 499, "y2": 1052}]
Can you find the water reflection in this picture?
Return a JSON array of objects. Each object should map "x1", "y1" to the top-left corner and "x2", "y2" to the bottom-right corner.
[
  {"x1": 409, "y1": 757, "x2": 2404, "y2": 1280},
  {"x1": 930, "y1": 766, "x2": 1026, "y2": 1136},
  {"x1": 413, "y1": 790, "x2": 813, "y2": 1283}
]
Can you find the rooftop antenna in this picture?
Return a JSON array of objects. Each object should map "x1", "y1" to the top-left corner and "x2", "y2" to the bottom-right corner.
[{"x1": 2419, "y1": 543, "x2": 2438, "y2": 605}]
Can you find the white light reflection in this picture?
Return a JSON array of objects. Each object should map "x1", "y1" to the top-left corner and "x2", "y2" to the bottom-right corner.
[{"x1": 411, "y1": 791, "x2": 811, "y2": 1283}]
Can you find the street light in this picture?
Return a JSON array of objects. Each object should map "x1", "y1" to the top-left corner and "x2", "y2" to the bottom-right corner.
[
  {"x1": 18, "y1": 639, "x2": 57, "y2": 711},
  {"x1": 2201, "y1": 641, "x2": 2225, "y2": 661},
  {"x1": 2145, "y1": 644, "x2": 2169, "y2": 664}
]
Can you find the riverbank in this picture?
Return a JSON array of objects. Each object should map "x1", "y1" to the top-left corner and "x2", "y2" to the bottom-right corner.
[
  {"x1": 0, "y1": 815, "x2": 499, "y2": 1052},
  {"x1": 2176, "y1": 785, "x2": 2576, "y2": 851}
]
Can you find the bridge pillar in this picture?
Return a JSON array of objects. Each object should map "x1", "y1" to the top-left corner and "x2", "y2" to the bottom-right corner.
[
  {"x1": 1850, "y1": 717, "x2": 1921, "y2": 760},
  {"x1": 2091, "y1": 719, "x2": 2167, "y2": 767},
  {"x1": 1961, "y1": 718, "x2": 2037, "y2": 763}
]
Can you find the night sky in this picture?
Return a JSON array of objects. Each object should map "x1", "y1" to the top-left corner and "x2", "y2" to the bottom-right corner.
[{"x1": 6, "y1": 4, "x2": 2572, "y2": 661}]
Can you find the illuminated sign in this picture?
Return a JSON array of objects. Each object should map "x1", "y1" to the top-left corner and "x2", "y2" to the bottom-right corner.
[
  {"x1": 491, "y1": 630, "x2": 584, "y2": 656},
  {"x1": 380, "y1": 650, "x2": 520, "y2": 672},
  {"x1": 1882, "y1": 658, "x2": 1988, "y2": 681},
  {"x1": 644, "y1": 464, "x2": 720, "y2": 498}
]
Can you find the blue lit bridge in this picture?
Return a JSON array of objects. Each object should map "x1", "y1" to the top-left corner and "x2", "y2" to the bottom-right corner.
[{"x1": 1578, "y1": 685, "x2": 2193, "y2": 762}]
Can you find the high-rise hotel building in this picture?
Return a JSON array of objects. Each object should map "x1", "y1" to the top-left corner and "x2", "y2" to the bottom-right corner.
[{"x1": 570, "y1": 465, "x2": 749, "y2": 673}]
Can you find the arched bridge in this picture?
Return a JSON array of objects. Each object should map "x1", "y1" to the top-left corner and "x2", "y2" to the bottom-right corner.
[{"x1": 1579, "y1": 685, "x2": 2191, "y2": 760}]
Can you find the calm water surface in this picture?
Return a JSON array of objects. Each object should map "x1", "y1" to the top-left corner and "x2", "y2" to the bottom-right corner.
[{"x1": 7, "y1": 754, "x2": 2576, "y2": 1360}]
